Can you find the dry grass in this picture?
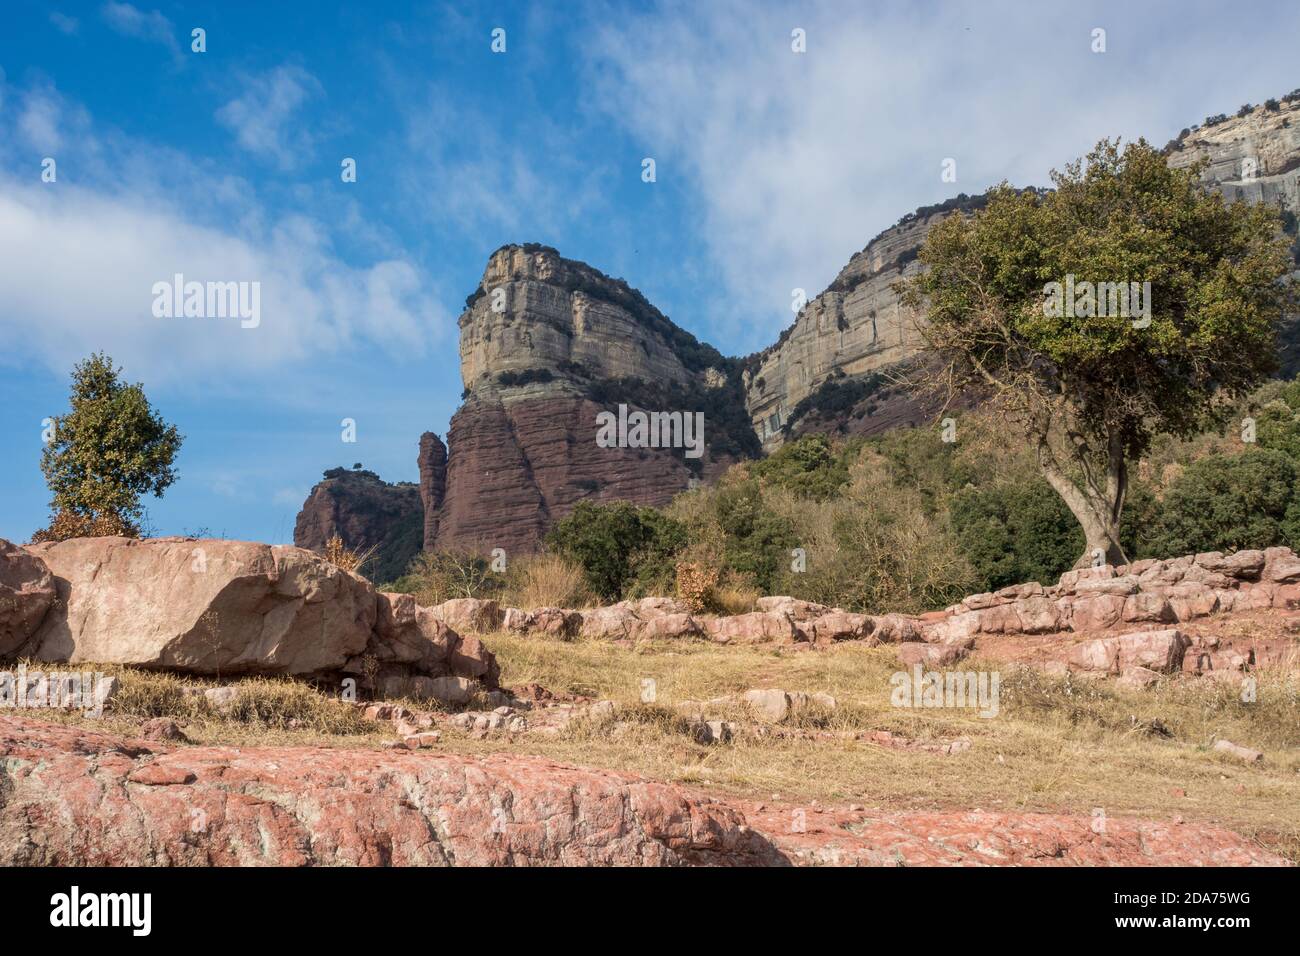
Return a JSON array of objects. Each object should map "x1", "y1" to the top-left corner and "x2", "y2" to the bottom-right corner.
[
  {"x1": 22, "y1": 635, "x2": 1300, "y2": 861},
  {"x1": 501, "y1": 553, "x2": 592, "y2": 609},
  {"x1": 323, "y1": 534, "x2": 378, "y2": 576},
  {"x1": 24, "y1": 664, "x2": 378, "y2": 747},
  {"x1": 464, "y1": 633, "x2": 1300, "y2": 860}
]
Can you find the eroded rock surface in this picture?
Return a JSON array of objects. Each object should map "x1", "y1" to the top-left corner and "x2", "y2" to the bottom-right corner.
[
  {"x1": 0, "y1": 715, "x2": 1284, "y2": 867},
  {"x1": 0, "y1": 538, "x2": 56, "y2": 657}
]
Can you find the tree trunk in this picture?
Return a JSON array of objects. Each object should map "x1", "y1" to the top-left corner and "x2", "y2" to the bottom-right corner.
[{"x1": 1035, "y1": 432, "x2": 1129, "y2": 569}]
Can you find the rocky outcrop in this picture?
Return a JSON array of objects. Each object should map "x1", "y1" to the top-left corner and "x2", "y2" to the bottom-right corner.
[
  {"x1": 8, "y1": 536, "x2": 496, "y2": 697},
  {"x1": 1166, "y1": 96, "x2": 1300, "y2": 217},
  {"x1": 754, "y1": 97, "x2": 1300, "y2": 448},
  {"x1": 920, "y1": 547, "x2": 1298, "y2": 648},
  {"x1": 429, "y1": 244, "x2": 756, "y2": 554},
  {"x1": 0, "y1": 714, "x2": 1284, "y2": 866},
  {"x1": 417, "y1": 432, "x2": 447, "y2": 551},
  {"x1": 0, "y1": 538, "x2": 55, "y2": 657},
  {"x1": 0, "y1": 715, "x2": 774, "y2": 866},
  {"x1": 743, "y1": 197, "x2": 988, "y2": 450},
  {"x1": 293, "y1": 467, "x2": 423, "y2": 583}
]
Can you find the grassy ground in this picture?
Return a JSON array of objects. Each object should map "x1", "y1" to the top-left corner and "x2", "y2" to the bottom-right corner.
[{"x1": 17, "y1": 634, "x2": 1300, "y2": 861}]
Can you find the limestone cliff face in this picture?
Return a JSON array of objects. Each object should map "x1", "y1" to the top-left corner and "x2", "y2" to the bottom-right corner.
[
  {"x1": 459, "y1": 245, "x2": 699, "y2": 393},
  {"x1": 427, "y1": 244, "x2": 753, "y2": 555},
  {"x1": 744, "y1": 196, "x2": 989, "y2": 450},
  {"x1": 1166, "y1": 97, "x2": 1300, "y2": 210},
  {"x1": 293, "y1": 468, "x2": 424, "y2": 583},
  {"x1": 750, "y1": 97, "x2": 1300, "y2": 447}
]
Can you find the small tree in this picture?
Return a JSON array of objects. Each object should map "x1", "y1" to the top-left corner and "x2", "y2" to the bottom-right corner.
[
  {"x1": 36, "y1": 353, "x2": 183, "y2": 539},
  {"x1": 901, "y1": 139, "x2": 1293, "y2": 565}
]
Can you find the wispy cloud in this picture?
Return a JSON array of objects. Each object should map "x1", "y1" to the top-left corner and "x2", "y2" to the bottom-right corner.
[
  {"x1": 396, "y1": 83, "x2": 610, "y2": 249},
  {"x1": 100, "y1": 2, "x2": 180, "y2": 59},
  {"x1": 585, "y1": 0, "x2": 1300, "y2": 352},
  {"x1": 49, "y1": 12, "x2": 79, "y2": 35},
  {"x1": 215, "y1": 66, "x2": 321, "y2": 169}
]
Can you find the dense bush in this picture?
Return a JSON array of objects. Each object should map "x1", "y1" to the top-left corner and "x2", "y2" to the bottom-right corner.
[
  {"x1": 712, "y1": 479, "x2": 800, "y2": 593},
  {"x1": 950, "y1": 481, "x2": 1083, "y2": 590},
  {"x1": 748, "y1": 434, "x2": 854, "y2": 499},
  {"x1": 546, "y1": 501, "x2": 688, "y2": 601},
  {"x1": 1137, "y1": 449, "x2": 1300, "y2": 556}
]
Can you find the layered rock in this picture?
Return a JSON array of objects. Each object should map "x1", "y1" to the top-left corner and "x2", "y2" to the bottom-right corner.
[
  {"x1": 417, "y1": 432, "x2": 447, "y2": 550},
  {"x1": 1166, "y1": 96, "x2": 1300, "y2": 215},
  {"x1": 920, "y1": 547, "x2": 1298, "y2": 649},
  {"x1": 7, "y1": 536, "x2": 496, "y2": 696},
  {"x1": 293, "y1": 467, "x2": 423, "y2": 583},
  {"x1": 428, "y1": 244, "x2": 756, "y2": 554},
  {"x1": 0, "y1": 538, "x2": 55, "y2": 657},
  {"x1": 743, "y1": 198, "x2": 985, "y2": 449},
  {"x1": 0, "y1": 714, "x2": 1284, "y2": 866}
]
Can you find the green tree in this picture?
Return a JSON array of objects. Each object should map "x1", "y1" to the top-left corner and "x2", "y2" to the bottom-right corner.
[
  {"x1": 714, "y1": 480, "x2": 799, "y2": 592},
  {"x1": 748, "y1": 433, "x2": 854, "y2": 499},
  {"x1": 546, "y1": 501, "x2": 686, "y2": 601},
  {"x1": 38, "y1": 353, "x2": 183, "y2": 537},
  {"x1": 901, "y1": 139, "x2": 1293, "y2": 565},
  {"x1": 950, "y1": 480, "x2": 1084, "y2": 590}
]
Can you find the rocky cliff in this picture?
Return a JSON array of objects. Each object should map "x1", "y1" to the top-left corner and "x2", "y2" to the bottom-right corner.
[
  {"x1": 742, "y1": 194, "x2": 993, "y2": 449},
  {"x1": 426, "y1": 244, "x2": 759, "y2": 555},
  {"x1": 293, "y1": 467, "x2": 424, "y2": 583},
  {"x1": 296, "y1": 91, "x2": 1300, "y2": 573}
]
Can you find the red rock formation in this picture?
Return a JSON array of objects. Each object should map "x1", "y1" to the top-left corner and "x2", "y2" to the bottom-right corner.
[
  {"x1": 417, "y1": 431, "x2": 447, "y2": 551},
  {"x1": 8, "y1": 537, "x2": 497, "y2": 698},
  {"x1": 433, "y1": 394, "x2": 710, "y2": 555},
  {"x1": 0, "y1": 715, "x2": 1284, "y2": 866},
  {"x1": 293, "y1": 467, "x2": 422, "y2": 582}
]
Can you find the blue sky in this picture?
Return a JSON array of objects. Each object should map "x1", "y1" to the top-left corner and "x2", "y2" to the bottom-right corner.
[{"x1": 2, "y1": 0, "x2": 1299, "y2": 545}]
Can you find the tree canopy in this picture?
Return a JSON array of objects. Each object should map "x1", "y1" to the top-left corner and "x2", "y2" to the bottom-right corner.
[
  {"x1": 901, "y1": 138, "x2": 1294, "y2": 564},
  {"x1": 37, "y1": 353, "x2": 183, "y2": 539}
]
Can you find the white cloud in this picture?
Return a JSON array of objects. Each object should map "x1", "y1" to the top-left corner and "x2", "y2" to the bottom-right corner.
[
  {"x1": 49, "y1": 12, "x2": 79, "y2": 35},
  {"x1": 585, "y1": 0, "x2": 1300, "y2": 351},
  {"x1": 0, "y1": 80, "x2": 449, "y2": 388},
  {"x1": 216, "y1": 66, "x2": 321, "y2": 169},
  {"x1": 18, "y1": 90, "x2": 65, "y2": 152},
  {"x1": 397, "y1": 85, "x2": 609, "y2": 245},
  {"x1": 100, "y1": 2, "x2": 179, "y2": 58}
]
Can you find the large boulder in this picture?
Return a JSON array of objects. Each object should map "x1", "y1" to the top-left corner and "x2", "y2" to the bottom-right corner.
[
  {"x1": 24, "y1": 537, "x2": 376, "y2": 676},
  {"x1": 701, "y1": 610, "x2": 797, "y2": 644},
  {"x1": 755, "y1": 597, "x2": 831, "y2": 621},
  {"x1": 426, "y1": 598, "x2": 504, "y2": 634},
  {"x1": 0, "y1": 539, "x2": 56, "y2": 657},
  {"x1": 360, "y1": 591, "x2": 499, "y2": 689},
  {"x1": 1069, "y1": 629, "x2": 1190, "y2": 675},
  {"x1": 20, "y1": 537, "x2": 497, "y2": 690}
]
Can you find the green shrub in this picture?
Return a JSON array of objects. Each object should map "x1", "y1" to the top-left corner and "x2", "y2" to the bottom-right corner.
[
  {"x1": 950, "y1": 480, "x2": 1082, "y2": 590},
  {"x1": 714, "y1": 480, "x2": 799, "y2": 592},
  {"x1": 547, "y1": 501, "x2": 687, "y2": 601},
  {"x1": 1139, "y1": 450, "x2": 1300, "y2": 556},
  {"x1": 748, "y1": 434, "x2": 855, "y2": 499}
]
